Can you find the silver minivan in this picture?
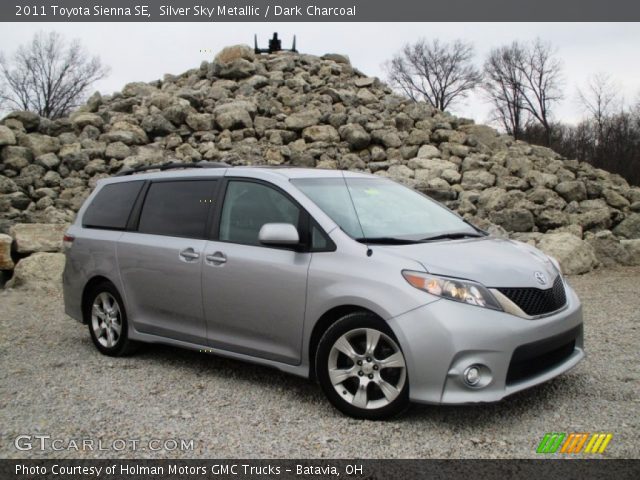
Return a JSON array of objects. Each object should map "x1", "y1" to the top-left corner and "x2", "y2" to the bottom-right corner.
[{"x1": 63, "y1": 164, "x2": 584, "y2": 419}]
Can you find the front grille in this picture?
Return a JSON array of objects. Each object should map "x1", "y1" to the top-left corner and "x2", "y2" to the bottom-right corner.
[
  {"x1": 506, "y1": 325, "x2": 581, "y2": 385},
  {"x1": 498, "y1": 275, "x2": 566, "y2": 316}
]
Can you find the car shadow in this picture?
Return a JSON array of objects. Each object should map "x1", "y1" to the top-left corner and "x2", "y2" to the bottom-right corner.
[{"x1": 134, "y1": 342, "x2": 322, "y2": 404}]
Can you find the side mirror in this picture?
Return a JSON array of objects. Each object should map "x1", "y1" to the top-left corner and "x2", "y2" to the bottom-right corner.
[{"x1": 258, "y1": 223, "x2": 300, "y2": 246}]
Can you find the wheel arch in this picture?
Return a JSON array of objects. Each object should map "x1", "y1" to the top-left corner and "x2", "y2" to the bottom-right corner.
[{"x1": 308, "y1": 305, "x2": 385, "y2": 381}]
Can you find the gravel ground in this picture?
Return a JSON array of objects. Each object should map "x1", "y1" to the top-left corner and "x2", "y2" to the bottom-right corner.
[{"x1": 1, "y1": 267, "x2": 639, "y2": 459}]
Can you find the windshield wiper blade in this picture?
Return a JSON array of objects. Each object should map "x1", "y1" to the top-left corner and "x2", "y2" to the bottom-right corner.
[
  {"x1": 420, "y1": 232, "x2": 484, "y2": 241},
  {"x1": 355, "y1": 237, "x2": 421, "y2": 245}
]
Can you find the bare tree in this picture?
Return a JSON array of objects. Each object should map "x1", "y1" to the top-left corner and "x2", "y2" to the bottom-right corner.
[
  {"x1": 483, "y1": 42, "x2": 527, "y2": 140},
  {"x1": 385, "y1": 39, "x2": 481, "y2": 111},
  {"x1": 0, "y1": 31, "x2": 109, "y2": 119},
  {"x1": 577, "y1": 73, "x2": 619, "y2": 139},
  {"x1": 514, "y1": 39, "x2": 563, "y2": 146}
]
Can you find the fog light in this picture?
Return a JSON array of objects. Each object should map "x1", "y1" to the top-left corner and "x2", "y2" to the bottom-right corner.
[{"x1": 464, "y1": 366, "x2": 481, "y2": 386}]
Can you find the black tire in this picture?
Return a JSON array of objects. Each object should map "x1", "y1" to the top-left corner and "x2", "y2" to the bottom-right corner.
[
  {"x1": 316, "y1": 312, "x2": 410, "y2": 420},
  {"x1": 85, "y1": 281, "x2": 138, "y2": 357}
]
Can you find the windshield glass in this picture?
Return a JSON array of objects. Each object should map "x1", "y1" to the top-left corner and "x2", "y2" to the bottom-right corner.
[{"x1": 292, "y1": 177, "x2": 478, "y2": 241}]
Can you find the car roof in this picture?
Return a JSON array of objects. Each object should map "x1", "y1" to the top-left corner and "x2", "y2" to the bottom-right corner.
[{"x1": 99, "y1": 166, "x2": 376, "y2": 185}]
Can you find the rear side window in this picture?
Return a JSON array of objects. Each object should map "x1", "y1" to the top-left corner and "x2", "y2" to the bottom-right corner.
[
  {"x1": 83, "y1": 181, "x2": 143, "y2": 230},
  {"x1": 138, "y1": 180, "x2": 217, "y2": 239}
]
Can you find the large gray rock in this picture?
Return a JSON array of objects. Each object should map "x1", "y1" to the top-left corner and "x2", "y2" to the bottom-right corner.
[
  {"x1": 0, "y1": 175, "x2": 19, "y2": 194},
  {"x1": 620, "y1": 239, "x2": 640, "y2": 266},
  {"x1": 489, "y1": 208, "x2": 535, "y2": 232},
  {"x1": 537, "y1": 233, "x2": 599, "y2": 275},
  {"x1": 613, "y1": 214, "x2": 640, "y2": 239},
  {"x1": 9, "y1": 223, "x2": 68, "y2": 253},
  {"x1": 70, "y1": 112, "x2": 104, "y2": 129},
  {"x1": 0, "y1": 125, "x2": 16, "y2": 146},
  {"x1": 35, "y1": 153, "x2": 61, "y2": 169},
  {"x1": 101, "y1": 121, "x2": 148, "y2": 145},
  {"x1": 213, "y1": 102, "x2": 254, "y2": 130},
  {"x1": 603, "y1": 189, "x2": 630, "y2": 209},
  {"x1": 586, "y1": 230, "x2": 634, "y2": 267},
  {"x1": 322, "y1": 53, "x2": 350, "y2": 64},
  {"x1": 214, "y1": 44, "x2": 255, "y2": 64},
  {"x1": 6, "y1": 252, "x2": 65, "y2": 290},
  {"x1": 536, "y1": 209, "x2": 569, "y2": 231},
  {"x1": 416, "y1": 144, "x2": 440, "y2": 159},
  {"x1": 371, "y1": 129, "x2": 402, "y2": 148},
  {"x1": 141, "y1": 113, "x2": 175, "y2": 136},
  {"x1": 555, "y1": 181, "x2": 587, "y2": 202},
  {"x1": 2, "y1": 146, "x2": 33, "y2": 171},
  {"x1": 461, "y1": 170, "x2": 496, "y2": 190},
  {"x1": 185, "y1": 113, "x2": 214, "y2": 131},
  {"x1": 0, "y1": 233, "x2": 13, "y2": 270},
  {"x1": 339, "y1": 123, "x2": 371, "y2": 150},
  {"x1": 19, "y1": 133, "x2": 60, "y2": 157},
  {"x1": 303, "y1": 125, "x2": 340, "y2": 143},
  {"x1": 3, "y1": 110, "x2": 40, "y2": 131},
  {"x1": 105, "y1": 142, "x2": 131, "y2": 159},
  {"x1": 284, "y1": 110, "x2": 321, "y2": 131},
  {"x1": 212, "y1": 58, "x2": 256, "y2": 80}
]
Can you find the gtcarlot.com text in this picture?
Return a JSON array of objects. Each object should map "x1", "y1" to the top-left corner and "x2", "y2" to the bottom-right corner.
[{"x1": 14, "y1": 434, "x2": 194, "y2": 452}]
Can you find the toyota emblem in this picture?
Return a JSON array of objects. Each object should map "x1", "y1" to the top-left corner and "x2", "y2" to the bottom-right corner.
[{"x1": 534, "y1": 271, "x2": 547, "y2": 285}]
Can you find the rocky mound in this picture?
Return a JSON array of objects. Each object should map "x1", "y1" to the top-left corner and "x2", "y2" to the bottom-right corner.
[{"x1": 1, "y1": 44, "x2": 639, "y2": 281}]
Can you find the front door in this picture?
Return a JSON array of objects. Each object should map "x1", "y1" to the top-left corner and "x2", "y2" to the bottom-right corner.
[{"x1": 202, "y1": 179, "x2": 311, "y2": 364}]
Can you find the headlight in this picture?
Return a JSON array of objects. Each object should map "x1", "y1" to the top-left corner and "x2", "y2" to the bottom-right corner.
[{"x1": 402, "y1": 271, "x2": 502, "y2": 310}]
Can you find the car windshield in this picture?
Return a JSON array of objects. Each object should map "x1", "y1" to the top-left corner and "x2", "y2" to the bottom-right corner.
[{"x1": 292, "y1": 176, "x2": 479, "y2": 242}]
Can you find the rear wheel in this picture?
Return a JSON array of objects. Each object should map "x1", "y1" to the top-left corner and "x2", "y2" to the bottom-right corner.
[
  {"x1": 316, "y1": 312, "x2": 409, "y2": 419},
  {"x1": 85, "y1": 282, "x2": 138, "y2": 356}
]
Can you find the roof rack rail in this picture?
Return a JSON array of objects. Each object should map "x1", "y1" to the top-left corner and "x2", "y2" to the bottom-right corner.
[{"x1": 115, "y1": 161, "x2": 230, "y2": 177}]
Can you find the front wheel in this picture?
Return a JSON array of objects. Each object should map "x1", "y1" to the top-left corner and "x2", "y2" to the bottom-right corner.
[{"x1": 316, "y1": 312, "x2": 409, "y2": 420}]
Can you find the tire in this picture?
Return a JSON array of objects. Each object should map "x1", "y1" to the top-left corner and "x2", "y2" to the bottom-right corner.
[
  {"x1": 85, "y1": 281, "x2": 138, "y2": 357},
  {"x1": 316, "y1": 312, "x2": 410, "y2": 420}
]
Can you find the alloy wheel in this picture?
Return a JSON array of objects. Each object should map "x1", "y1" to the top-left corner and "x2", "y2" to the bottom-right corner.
[
  {"x1": 91, "y1": 292, "x2": 122, "y2": 349},
  {"x1": 328, "y1": 328, "x2": 407, "y2": 410}
]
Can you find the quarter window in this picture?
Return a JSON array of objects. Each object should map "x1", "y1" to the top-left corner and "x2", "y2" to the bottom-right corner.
[
  {"x1": 83, "y1": 180, "x2": 144, "y2": 230},
  {"x1": 138, "y1": 180, "x2": 217, "y2": 238},
  {"x1": 219, "y1": 181, "x2": 301, "y2": 246}
]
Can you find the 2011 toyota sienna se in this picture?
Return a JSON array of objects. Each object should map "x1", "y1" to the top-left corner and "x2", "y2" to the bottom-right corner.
[{"x1": 63, "y1": 164, "x2": 584, "y2": 419}]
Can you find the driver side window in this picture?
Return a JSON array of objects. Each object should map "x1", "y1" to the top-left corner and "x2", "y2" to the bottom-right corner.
[{"x1": 219, "y1": 180, "x2": 301, "y2": 246}]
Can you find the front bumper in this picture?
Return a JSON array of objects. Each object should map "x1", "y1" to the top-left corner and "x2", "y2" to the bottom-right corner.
[{"x1": 387, "y1": 281, "x2": 584, "y2": 404}]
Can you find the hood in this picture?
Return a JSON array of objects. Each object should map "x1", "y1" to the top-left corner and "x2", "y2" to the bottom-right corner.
[{"x1": 377, "y1": 237, "x2": 558, "y2": 289}]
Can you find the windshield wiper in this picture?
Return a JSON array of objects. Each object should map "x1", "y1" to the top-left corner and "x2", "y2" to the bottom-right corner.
[
  {"x1": 420, "y1": 232, "x2": 485, "y2": 242},
  {"x1": 355, "y1": 237, "x2": 422, "y2": 245}
]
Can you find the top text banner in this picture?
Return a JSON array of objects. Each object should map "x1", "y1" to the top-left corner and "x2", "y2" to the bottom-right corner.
[{"x1": 3, "y1": 0, "x2": 640, "y2": 22}]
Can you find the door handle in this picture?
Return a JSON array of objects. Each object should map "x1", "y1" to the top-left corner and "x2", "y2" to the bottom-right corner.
[
  {"x1": 179, "y1": 248, "x2": 200, "y2": 261},
  {"x1": 205, "y1": 252, "x2": 227, "y2": 265}
]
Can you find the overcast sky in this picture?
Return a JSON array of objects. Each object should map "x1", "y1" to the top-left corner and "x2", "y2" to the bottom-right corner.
[{"x1": 1, "y1": 22, "x2": 638, "y2": 125}]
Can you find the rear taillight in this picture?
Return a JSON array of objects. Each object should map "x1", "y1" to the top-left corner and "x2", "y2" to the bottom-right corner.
[{"x1": 63, "y1": 234, "x2": 75, "y2": 249}]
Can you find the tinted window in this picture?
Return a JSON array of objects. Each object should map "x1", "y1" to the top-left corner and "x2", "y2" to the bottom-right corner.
[
  {"x1": 219, "y1": 181, "x2": 301, "y2": 246},
  {"x1": 83, "y1": 181, "x2": 143, "y2": 230},
  {"x1": 138, "y1": 180, "x2": 217, "y2": 238}
]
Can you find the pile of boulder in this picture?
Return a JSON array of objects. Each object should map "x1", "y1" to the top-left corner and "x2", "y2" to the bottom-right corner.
[{"x1": 1, "y1": 44, "x2": 639, "y2": 286}]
